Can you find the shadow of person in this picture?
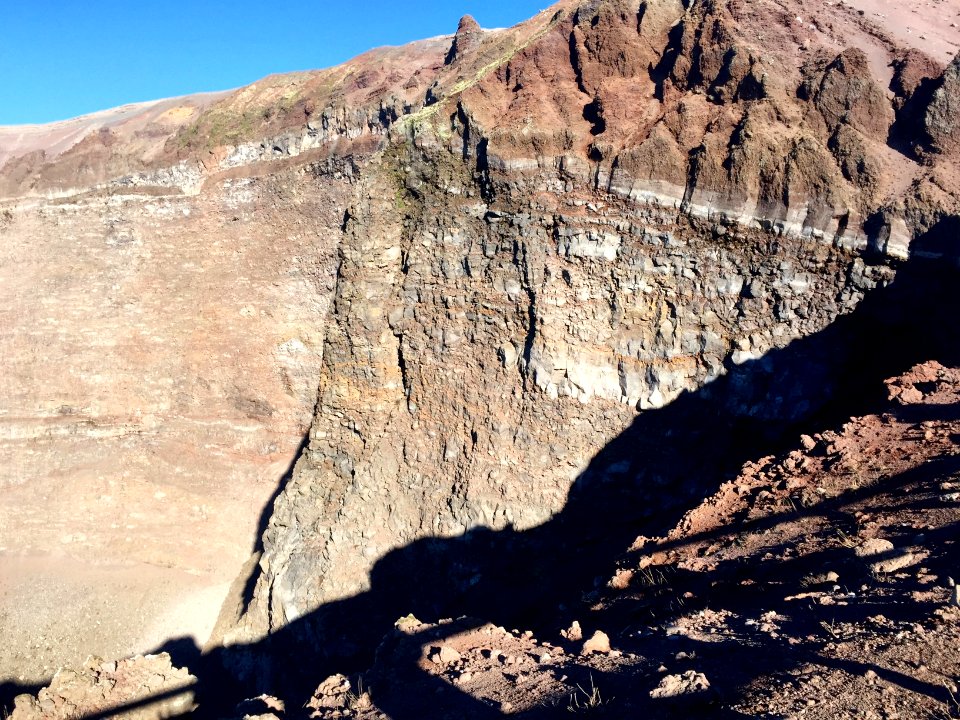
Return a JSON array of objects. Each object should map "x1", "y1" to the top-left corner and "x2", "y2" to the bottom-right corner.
[
  {"x1": 153, "y1": 636, "x2": 203, "y2": 673},
  {"x1": 185, "y1": 248, "x2": 960, "y2": 717}
]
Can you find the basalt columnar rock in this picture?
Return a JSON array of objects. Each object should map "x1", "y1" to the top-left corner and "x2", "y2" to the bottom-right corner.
[{"x1": 1, "y1": 0, "x2": 959, "y2": 704}]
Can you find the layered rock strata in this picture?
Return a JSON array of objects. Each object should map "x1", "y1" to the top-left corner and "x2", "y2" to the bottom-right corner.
[
  {"x1": 0, "y1": 136, "x2": 350, "y2": 683},
  {"x1": 224, "y1": 0, "x2": 960, "y2": 665},
  {"x1": 2, "y1": 0, "x2": 959, "y2": 698}
]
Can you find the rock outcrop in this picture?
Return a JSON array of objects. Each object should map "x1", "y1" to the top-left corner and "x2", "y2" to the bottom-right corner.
[
  {"x1": 9, "y1": 654, "x2": 195, "y2": 720},
  {"x1": 217, "y1": 0, "x2": 960, "y2": 675},
  {"x1": 923, "y1": 52, "x2": 960, "y2": 156},
  {"x1": 445, "y1": 15, "x2": 484, "y2": 66}
]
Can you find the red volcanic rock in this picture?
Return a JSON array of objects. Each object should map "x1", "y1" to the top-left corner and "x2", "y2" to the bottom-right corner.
[
  {"x1": 445, "y1": 14, "x2": 483, "y2": 66},
  {"x1": 809, "y1": 48, "x2": 894, "y2": 137}
]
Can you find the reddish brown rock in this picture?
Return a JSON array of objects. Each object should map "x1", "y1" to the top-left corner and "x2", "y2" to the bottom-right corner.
[
  {"x1": 10, "y1": 654, "x2": 194, "y2": 720},
  {"x1": 445, "y1": 15, "x2": 483, "y2": 66}
]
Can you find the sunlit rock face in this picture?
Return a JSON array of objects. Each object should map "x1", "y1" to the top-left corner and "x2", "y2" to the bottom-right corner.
[
  {"x1": 229, "y1": 0, "x2": 960, "y2": 655},
  {"x1": 0, "y1": 125, "x2": 351, "y2": 685}
]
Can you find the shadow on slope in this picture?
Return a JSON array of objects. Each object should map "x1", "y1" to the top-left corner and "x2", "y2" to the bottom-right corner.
[
  {"x1": 50, "y1": 247, "x2": 960, "y2": 719},
  {"x1": 0, "y1": 682, "x2": 43, "y2": 719},
  {"x1": 364, "y1": 461, "x2": 960, "y2": 718}
]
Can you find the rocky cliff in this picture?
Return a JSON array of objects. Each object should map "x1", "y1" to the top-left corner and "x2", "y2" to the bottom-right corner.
[
  {"x1": 2, "y1": 0, "x2": 959, "y2": 712},
  {"x1": 219, "y1": 0, "x2": 960, "y2": 670}
]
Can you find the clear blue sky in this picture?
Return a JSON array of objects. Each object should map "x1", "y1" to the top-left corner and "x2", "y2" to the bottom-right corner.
[{"x1": 0, "y1": 1, "x2": 551, "y2": 125}]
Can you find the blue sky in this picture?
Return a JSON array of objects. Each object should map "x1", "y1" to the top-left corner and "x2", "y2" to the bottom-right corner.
[{"x1": 0, "y1": 1, "x2": 550, "y2": 125}]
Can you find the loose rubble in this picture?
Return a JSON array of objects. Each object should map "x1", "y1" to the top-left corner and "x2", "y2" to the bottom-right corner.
[{"x1": 9, "y1": 654, "x2": 195, "y2": 720}]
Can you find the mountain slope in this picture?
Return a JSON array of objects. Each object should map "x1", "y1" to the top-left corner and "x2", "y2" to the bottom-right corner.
[{"x1": 2, "y1": 0, "x2": 959, "y2": 715}]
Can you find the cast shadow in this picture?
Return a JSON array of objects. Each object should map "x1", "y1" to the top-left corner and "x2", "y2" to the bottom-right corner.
[{"x1": 0, "y1": 682, "x2": 43, "y2": 718}]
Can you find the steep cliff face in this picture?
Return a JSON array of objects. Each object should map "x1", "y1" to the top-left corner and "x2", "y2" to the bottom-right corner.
[
  {"x1": 241, "y1": 145, "x2": 877, "y2": 635},
  {"x1": 227, "y1": 0, "x2": 960, "y2": 653},
  {"x1": 0, "y1": 157, "x2": 355, "y2": 683}
]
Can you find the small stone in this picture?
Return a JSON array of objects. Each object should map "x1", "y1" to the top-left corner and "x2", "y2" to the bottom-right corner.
[
  {"x1": 321, "y1": 677, "x2": 347, "y2": 694},
  {"x1": 650, "y1": 670, "x2": 711, "y2": 698},
  {"x1": 582, "y1": 630, "x2": 612, "y2": 655},
  {"x1": 561, "y1": 620, "x2": 582, "y2": 642},
  {"x1": 431, "y1": 646, "x2": 462, "y2": 665},
  {"x1": 395, "y1": 614, "x2": 422, "y2": 633},
  {"x1": 871, "y1": 552, "x2": 919, "y2": 574},
  {"x1": 856, "y1": 538, "x2": 894, "y2": 558}
]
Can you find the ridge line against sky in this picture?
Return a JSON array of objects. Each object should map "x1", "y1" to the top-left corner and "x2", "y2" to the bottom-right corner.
[{"x1": 0, "y1": 0, "x2": 549, "y2": 126}]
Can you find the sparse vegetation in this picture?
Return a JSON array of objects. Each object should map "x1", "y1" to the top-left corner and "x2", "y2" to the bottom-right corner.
[
  {"x1": 936, "y1": 679, "x2": 960, "y2": 720},
  {"x1": 636, "y1": 564, "x2": 673, "y2": 588},
  {"x1": 174, "y1": 85, "x2": 302, "y2": 152},
  {"x1": 346, "y1": 676, "x2": 372, "y2": 712},
  {"x1": 175, "y1": 107, "x2": 261, "y2": 150},
  {"x1": 835, "y1": 528, "x2": 859, "y2": 549},
  {"x1": 567, "y1": 675, "x2": 610, "y2": 713}
]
